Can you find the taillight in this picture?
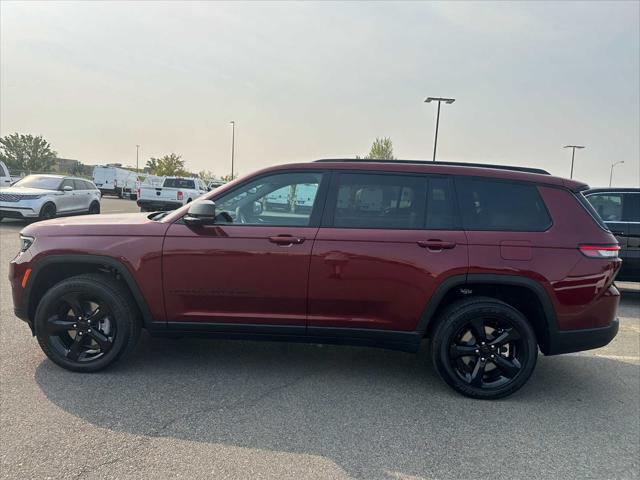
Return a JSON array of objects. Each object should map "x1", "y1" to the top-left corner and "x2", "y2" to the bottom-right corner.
[
  {"x1": 177, "y1": 191, "x2": 183, "y2": 201},
  {"x1": 579, "y1": 245, "x2": 620, "y2": 258}
]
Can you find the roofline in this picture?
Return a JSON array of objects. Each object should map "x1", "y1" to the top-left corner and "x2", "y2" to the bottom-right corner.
[{"x1": 314, "y1": 158, "x2": 550, "y2": 175}]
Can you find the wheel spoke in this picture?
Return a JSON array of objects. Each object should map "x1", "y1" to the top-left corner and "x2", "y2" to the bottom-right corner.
[
  {"x1": 469, "y1": 318, "x2": 487, "y2": 343},
  {"x1": 47, "y1": 316, "x2": 76, "y2": 334},
  {"x1": 87, "y1": 307, "x2": 107, "y2": 323},
  {"x1": 60, "y1": 293, "x2": 84, "y2": 319},
  {"x1": 493, "y1": 355, "x2": 521, "y2": 378},
  {"x1": 66, "y1": 335, "x2": 86, "y2": 360},
  {"x1": 450, "y1": 344, "x2": 478, "y2": 358},
  {"x1": 88, "y1": 329, "x2": 112, "y2": 352},
  {"x1": 469, "y1": 359, "x2": 486, "y2": 387},
  {"x1": 489, "y1": 328, "x2": 521, "y2": 347}
]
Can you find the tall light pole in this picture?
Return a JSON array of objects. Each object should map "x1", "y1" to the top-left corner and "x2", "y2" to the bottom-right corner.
[
  {"x1": 609, "y1": 160, "x2": 624, "y2": 187},
  {"x1": 425, "y1": 97, "x2": 455, "y2": 162},
  {"x1": 136, "y1": 144, "x2": 140, "y2": 172},
  {"x1": 230, "y1": 121, "x2": 235, "y2": 179},
  {"x1": 563, "y1": 145, "x2": 585, "y2": 179}
]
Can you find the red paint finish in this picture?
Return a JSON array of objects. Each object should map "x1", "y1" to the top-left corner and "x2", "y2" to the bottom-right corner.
[
  {"x1": 307, "y1": 228, "x2": 468, "y2": 331},
  {"x1": 162, "y1": 223, "x2": 318, "y2": 325}
]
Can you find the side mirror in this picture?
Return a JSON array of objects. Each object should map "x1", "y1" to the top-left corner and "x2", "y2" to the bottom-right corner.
[
  {"x1": 63, "y1": 185, "x2": 73, "y2": 192},
  {"x1": 184, "y1": 200, "x2": 216, "y2": 227}
]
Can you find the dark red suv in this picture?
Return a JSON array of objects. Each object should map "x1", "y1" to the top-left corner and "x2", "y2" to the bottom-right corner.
[{"x1": 9, "y1": 160, "x2": 621, "y2": 399}]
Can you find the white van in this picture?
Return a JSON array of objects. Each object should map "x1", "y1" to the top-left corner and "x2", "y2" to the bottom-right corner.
[{"x1": 93, "y1": 166, "x2": 138, "y2": 198}]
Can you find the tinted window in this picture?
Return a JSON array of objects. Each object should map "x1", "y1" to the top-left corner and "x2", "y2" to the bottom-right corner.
[
  {"x1": 456, "y1": 178, "x2": 551, "y2": 231},
  {"x1": 426, "y1": 177, "x2": 457, "y2": 229},
  {"x1": 214, "y1": 172, "x2": 324, "y2": 227},
  {"x1": 164, "y1": 178, "x2": 195, "y2": 189},
  {"x1": 73, "y1": 179, "x2": 86, "y2": 190},
  {"x1": 622, "y1": 193, "x2": 640, "y2": 222},
  {"x1": 587, "y1": 193, "x2": 623, "y2": 222},
  {"x1": 331, "y1": 173, "x2": 426, "y2": 229},
  {"x1": 84, "y1": 180, "x2": 97, "y2": 190}
]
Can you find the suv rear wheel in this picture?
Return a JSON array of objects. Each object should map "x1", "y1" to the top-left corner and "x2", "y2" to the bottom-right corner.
[
  {"x1": 430, "y1": 297, "x2": 538, "y2": 399},
  {"x1": 34, "y1": 274, "x2": 141, "y2": 372}
]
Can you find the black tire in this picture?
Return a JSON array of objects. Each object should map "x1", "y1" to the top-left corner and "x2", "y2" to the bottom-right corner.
[
  {"x1": 430, "y1": 296, "x2": 538, "y2": 400},
  {"x1": 88, "y1": 201, "x2": 100, "y2": 214},
  {"x1": 39, "y1": 202, "x2": 56, "y2": 220},
  {"x1": 34, "y1": 274, "x2": 141, "y2": 372}
]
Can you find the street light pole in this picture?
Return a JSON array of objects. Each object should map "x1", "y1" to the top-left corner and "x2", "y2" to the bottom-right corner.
[
  {"x1": 136, "y1": 144, "x2": 140, "y2": 172},
  {"x1": 609, "y1": 160, "x2": 624, "y2": 187},
  {"x1": 563, "y1": 145, "x2": 585, "y2": 179},
  {"x1": 425, "y1": 97, "x2": 455, "y2": 162},
  {"x1": 230, "y1": 121, "x2": 235, "y2": 179}
]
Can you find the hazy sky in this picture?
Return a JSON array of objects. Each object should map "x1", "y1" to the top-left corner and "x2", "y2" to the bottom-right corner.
[{"x1": 1, "y1": 1, "x2": 639, "y2": 186}]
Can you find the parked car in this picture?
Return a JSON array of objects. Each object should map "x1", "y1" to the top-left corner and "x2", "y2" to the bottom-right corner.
[
  {"x1": 0, "y1": 160, "x2": 13, "y2": 188},
  {"x1": 10, "y1": 160, "x2": 621, "y2": 399},
  {"x1": 137, "y1": 176, "x2": 208, "y2": 212},
  {"x1": 585, "y1": 187, "x2": 639, "y2": 282},
  {"x1": 92, "y1": 166, "x2": 138, "y2": 198},
  {"x1": 0, "y1": 174, "x2": 100, "y2": 221}
]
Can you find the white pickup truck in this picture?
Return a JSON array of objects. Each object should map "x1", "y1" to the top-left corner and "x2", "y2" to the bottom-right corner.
[{"x1": 137, "y1": 177, "x2": 209, "y2": 212}]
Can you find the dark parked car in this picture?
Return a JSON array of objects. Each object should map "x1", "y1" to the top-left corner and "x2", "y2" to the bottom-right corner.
[
  {"x1": 584, "y1": 188, "x2": 639, "y2": 282},
  {"x1": 10, "y1": 160, "x2": 621, "y2": 399}
]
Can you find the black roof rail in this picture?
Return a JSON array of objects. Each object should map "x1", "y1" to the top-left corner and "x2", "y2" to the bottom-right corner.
[{"x1": 313, "y1": 159, "x2": 550, "y2": 175}]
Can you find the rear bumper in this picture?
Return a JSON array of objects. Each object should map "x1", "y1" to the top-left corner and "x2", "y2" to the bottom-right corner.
[
  {"x1": 546, "y1": 318, "x2": 619, "y2": 355},
  {"x1": 137, "y1": 199, "x2": 182, "y2": 211}
]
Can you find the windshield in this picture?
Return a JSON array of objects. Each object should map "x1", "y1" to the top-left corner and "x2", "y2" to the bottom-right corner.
[{"x1": 12, "y1": 176, "x2": 62, "y2": 190}]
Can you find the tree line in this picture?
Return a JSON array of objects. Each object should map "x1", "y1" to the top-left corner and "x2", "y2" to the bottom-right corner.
[{"x1": 0, "y1": 132, "x2": 396, "y2": 178}]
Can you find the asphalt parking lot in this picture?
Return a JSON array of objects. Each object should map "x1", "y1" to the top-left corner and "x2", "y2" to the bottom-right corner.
[{"x1": 0, "y1": 197, "x2": 638, "y2": 480}]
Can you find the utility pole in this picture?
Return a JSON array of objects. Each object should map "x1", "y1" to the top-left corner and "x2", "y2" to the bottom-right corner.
[
  {"x1": 563, "y1": 145, "x2": 585, "y2": 179},
  {"x1": 425, "y1": 97, "x2": 455, "y2": 161},
  {"x1": 609, "y1": 160, "x2": 624, "y2": 187},
  {"x1": 230, "y1": 121, "x2": 235, "y2": 179},
  {"x1": 136, "y1": 144, "x2": 140, "y2": 172}
]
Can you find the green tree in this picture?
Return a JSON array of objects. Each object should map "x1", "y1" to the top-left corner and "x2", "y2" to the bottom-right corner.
[
  {"x1": 364, "y1": 137, "x2": 395, "y2": 160},
  {"x1": 198, "y1": 170, "x2": 218, "y2": 183},
  {"x1": 147, "y1": 153, "x2": 188, "y2": 176},
  {"x1": 220, "y1": 173, "x2": 237, "y2": 182},
  {"x1": 0, "y1": 133, "x2": 58, "y2": 173}
]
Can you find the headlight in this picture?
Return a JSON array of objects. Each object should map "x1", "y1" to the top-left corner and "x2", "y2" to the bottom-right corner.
[{"x1": 19, "y1": 235, "x2": 34, "y2": 253}]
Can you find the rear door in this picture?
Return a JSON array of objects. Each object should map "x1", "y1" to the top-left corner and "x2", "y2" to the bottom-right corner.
[
  {"x1": 622, "y1": 192, "x2": 640, "y2": 279},
  {"x1": 307, "y1": 172, "x2": 468, "y2": 333},
  {"x1": 73, "y1": 179, "x2": 91, "y2": 210}
]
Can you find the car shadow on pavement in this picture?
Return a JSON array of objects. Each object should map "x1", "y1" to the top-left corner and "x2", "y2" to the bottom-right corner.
[{"x1": 34, "y1": 334, "x2": 639, "y2": 480}]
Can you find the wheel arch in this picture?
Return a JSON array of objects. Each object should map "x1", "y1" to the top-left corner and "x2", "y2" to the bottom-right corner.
[
  {"x1": 25, "y1": 255, "x2": 153, "y2": 328},
  {"x1": 418, "y1": 274, "x2": 557, "y2": 354}
]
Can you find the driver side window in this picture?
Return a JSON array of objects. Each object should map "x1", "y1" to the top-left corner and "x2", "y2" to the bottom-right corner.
[{"x1": 214, "y1": 172, "x2": 324, "y2": 227}]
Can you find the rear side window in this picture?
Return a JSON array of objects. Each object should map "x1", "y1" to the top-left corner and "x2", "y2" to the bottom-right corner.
[
  {"x1": 84, "y1": 180, "x2": 97, "y2": 190},
  {"x1": 623, "y1": 193, "x2": 639, "y2": 222},
  {"x1": 587, "y1": 193, "x2": 623, "y2": 222},
  {"x1": 426, "y1": 177, "x2": 458, "y2": 230},
  {"x1": 73, "y1": 179, "x2": 86, "y2": 190},
  {"x1": 164, "y1": 178, "x2": 195, "y2": 189},
  {"x1": 455, "y1": 178, "x2": 551, "y2": 232},
  {"x1": 331, "y1": 173, "x2": 427, "y2": 229}
]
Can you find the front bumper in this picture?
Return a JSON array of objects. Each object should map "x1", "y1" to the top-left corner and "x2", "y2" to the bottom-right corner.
[{"x1": 0, "y1": 206, "x2": 40, "y2": 218}]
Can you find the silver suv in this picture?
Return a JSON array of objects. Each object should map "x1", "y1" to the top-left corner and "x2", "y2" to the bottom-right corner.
[{"x1": 0, "y1": 174, "x2": 101, "y2": 222}]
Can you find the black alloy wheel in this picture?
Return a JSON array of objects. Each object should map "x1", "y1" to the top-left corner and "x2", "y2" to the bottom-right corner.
[
  {"x1": 35, "y1": 274, "x2": 140, "y2": 372},
  {"x1": 44, "y1": 292, "x2": 116, "y2": 363},
  {"x1": 431, "y1": 297, "x2": 537, "y2": 399}
]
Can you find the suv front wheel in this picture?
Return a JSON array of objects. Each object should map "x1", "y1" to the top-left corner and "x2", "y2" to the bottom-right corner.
[
  {"x1": 34, "y1": 274, "x2": 140, "y2": 372},
  {"x1": 430, "y1": 297, "x2": 538, "y2": 399}
]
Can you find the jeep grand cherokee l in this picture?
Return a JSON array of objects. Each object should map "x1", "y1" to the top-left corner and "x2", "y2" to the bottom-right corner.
[{"x1": 9, "y1": 160, "x2": 621, "y2": 399}]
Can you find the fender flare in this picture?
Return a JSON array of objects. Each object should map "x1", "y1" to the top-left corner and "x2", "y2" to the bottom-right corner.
[
  {"x1": 416, "y1": 273, "x2": 558, "y2": 339},
  {"x1": 24, "y1": 254, "x2": 154, "y2": 327}
]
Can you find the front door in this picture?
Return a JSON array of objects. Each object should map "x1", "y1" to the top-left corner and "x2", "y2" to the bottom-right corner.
[
  {"x1": 307, "y1": 172, "x2": 468, "y2": 333},
  {"x1": 162, "y1": 171, "x2": 328, "y2": 329}
]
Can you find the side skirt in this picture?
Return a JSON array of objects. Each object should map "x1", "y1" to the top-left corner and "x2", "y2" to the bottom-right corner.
[{"x1": 153, "y1": 322, "x2": 422, "y2": 353}]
